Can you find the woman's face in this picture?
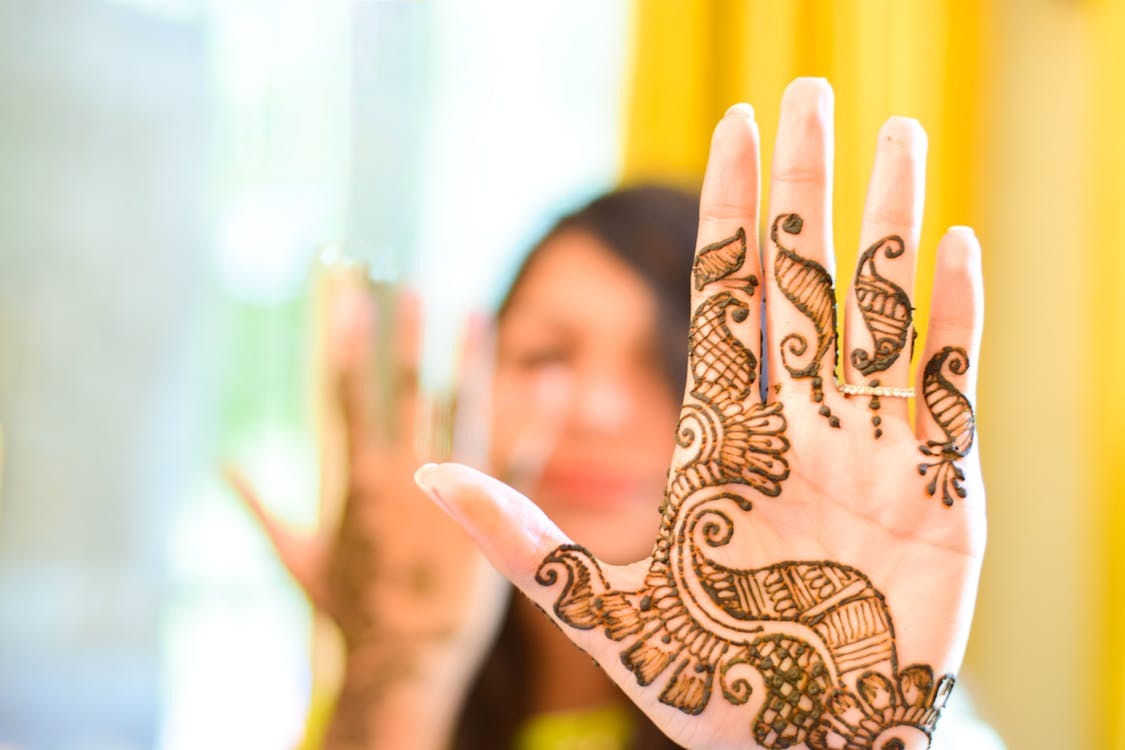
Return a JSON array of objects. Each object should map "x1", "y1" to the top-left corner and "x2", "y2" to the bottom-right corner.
[{"x1": 492, "y1": 230, "x2": 680, "y2": 565}]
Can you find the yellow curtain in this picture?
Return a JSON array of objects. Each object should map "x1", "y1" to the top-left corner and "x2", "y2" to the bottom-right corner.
[
  {"x1": 622, "y1": 0, "x2": 983, "y2": 351},
  {"x1": 1091, "y1": 0, "x2": 1125, "y2": 745},
  {"x1": 622, "y1": 1, "x2": 1122, "y2": 748}
]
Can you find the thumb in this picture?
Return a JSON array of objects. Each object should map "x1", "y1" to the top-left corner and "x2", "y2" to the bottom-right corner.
[
  {"x1": 412, "y1": 463, "x2": 650, "y2": 626},
  {"x1": 412, "y1": 462, "x2": 571, "y2": 589},
  {"x1": 224, "y1": 465, "x2": 328, "y2": 608},
  {"x1": 413, "y1": 463, "x2": 679, "y2": 731}
]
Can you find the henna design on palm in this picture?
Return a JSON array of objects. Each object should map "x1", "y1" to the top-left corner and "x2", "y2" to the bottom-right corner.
[
  {"x1": 771, "y1": 214, "x2": 841, "y2": 428},
  {"x1": 851, "y1": 235, "x2": 914, "y2": 439},
  {"x1": 535, "y1": 227, "x2": 955, "y2": 749},
  {"x1": 917, "y1": 346, "x2": 975, "y2": 506},
  {"x1": 851, "y1": 236, "x2": 912, "y2": 376}
]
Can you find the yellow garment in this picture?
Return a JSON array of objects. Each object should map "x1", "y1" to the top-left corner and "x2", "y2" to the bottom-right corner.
[{"x1": 514, "y1": 704, "x2": 635, "y2": 750}]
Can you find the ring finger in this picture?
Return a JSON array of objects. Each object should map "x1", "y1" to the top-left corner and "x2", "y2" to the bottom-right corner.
[{"x1": 841, "y1": 116, "x2": 927, "y2": 433}]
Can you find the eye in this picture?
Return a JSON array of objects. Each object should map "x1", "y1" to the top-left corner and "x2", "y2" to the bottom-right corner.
[{"x1": 514, "y1": 348, "x2": 571, "y2": 370}]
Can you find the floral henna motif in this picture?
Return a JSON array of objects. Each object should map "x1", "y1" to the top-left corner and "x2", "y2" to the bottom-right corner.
[
  {"x1": 772, "y1": 213, "x2": 841, "y2": 428},
  {"x1": 917, "y1": 346, "x2": 975, "y2": 506},
  {"x1": 808, "y1": 667, "x2": 956, "y2": 750},
  {"x1": 535, "y1": 227, "x2": 956, "y2": 748},
  {"x1": 850, "y1": 235, "x2": 914, "y2": 439}
]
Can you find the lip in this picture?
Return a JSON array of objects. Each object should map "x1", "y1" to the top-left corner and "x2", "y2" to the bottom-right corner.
[{"x1": 538, "y1": 465, "x2": 653, "y2": 508}]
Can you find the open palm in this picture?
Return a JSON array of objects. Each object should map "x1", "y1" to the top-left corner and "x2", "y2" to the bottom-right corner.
[{"x1": 416, "y1": 78, "x2": 984, "y2": 750}]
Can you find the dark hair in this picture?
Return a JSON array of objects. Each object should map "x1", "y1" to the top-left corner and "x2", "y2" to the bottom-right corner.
[
  {"x1": 454, "y1": 184, "x2": 698, "y2": 750},
  {"x1": 498, "y1": 184, "x2": 697, "y2": 390}
]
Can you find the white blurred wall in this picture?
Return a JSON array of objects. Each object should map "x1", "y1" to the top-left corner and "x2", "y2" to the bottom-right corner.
[{"x1": 0, "y1": 1, "x2": 208, "y2": 746}]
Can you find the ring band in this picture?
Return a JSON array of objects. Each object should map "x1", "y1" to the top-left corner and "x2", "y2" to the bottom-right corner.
[{"x1": 838, "y1": 383, "x2": 915, "y2": 398}]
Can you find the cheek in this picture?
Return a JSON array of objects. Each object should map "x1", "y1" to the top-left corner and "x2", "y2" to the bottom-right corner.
[
  {"x1": 633, "y1": 382, "x2": 681, "y2": 457},
  {"x1": 488, "y1": 370, "x2": 525, "y2": 462},
  {"x1": 488, "y1": 365, "x2": 572, "y2": 468}
]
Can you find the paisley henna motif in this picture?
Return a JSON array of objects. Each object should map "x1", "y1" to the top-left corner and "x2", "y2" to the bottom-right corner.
[
  {"x1": 850, "y1": 235, "x2": 915, "y2": 439},
  {"x1": 918, "y1": 346, "x2": 975, "y2": 506},
  {"x1": 772, "y1": 213, "x2": 841, "y2": 428},
  {"x1": 851, "y1": 235, "x2": 913, "y2": 378}
]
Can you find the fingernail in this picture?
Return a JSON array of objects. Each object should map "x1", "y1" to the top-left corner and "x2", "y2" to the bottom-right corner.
[
  {"x1": 725, "y1": 102, "x2": 755, "y2": 120},
  {"x1": 414, "y1": 463, "x2": 454, "y2": 516},
  {"x1": 939, "y1": 227, "x2": 981, "y2": 270},
  {"x1": 880, "y1": 116, "x2": 926, "y2": 148}
]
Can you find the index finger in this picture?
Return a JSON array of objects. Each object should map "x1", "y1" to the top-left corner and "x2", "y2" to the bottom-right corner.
[{"x1": 688, "y1": 104, "x2": 764, "y2": 409}]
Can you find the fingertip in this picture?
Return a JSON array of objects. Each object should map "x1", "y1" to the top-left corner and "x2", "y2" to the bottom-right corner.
[
  {"x1": 414, "y1": 462, "x2": 570, "y2": 584},
  {"x1": 936, "y1": 227, "x2": 983, "y2": 279},
  {"x1": 464, "y1": 308, "x2": 493, "y2": 338},
  {"x1": 772, "y1": 77, "x2": 833, "y2": 184},
  {"x1": 415, "y1": 461, "x2": 474, "y2": 498},
  {"x1": 724, "y1": 102, "x2": 755, "y2": 120},
  {"x1": 880, "y1": 116, "x2": 928, "y2": 151},
  {"x1": 414, "y1": 461, "x2": 510, "y2": 522},
  {"x1": 328, "y1": 281, "x2": 376, "y2": 370},
  {"x1": 861, "y1": 117, "x2": 927, "y2": 233},
  {"x1": 701, "y1": 108, "x2": 761, "y2": 223},
  {"x1": 922, "y1": 228, "x2": 985, "y2": 392},
  {"x1": 398, "y1": 285, "x2": 422, "y2": 315},
  {"x1": 781, "y1": 76, "x2": 834, "y2": 121},
  {"x1": 415, "y1": 462, "x2": 457, "y2": 520},
  {"x1": 785, "y1": 76, "x2": 832, "y2": 95},
  {"x1": 414, "y1": 461, "x2": 440, "y2": 489},
  {"x1": 709, "y1": 102, "x2": 760, "y2": 150},
  {"x1": 417, "y1": 460, "x2": 485, "y2": 485},
  {"x1": 459, "y1": 308, "x2": 497, "y2": 363},
  {"x1": 876, "y1": 118, "x2": 928, "y2": 183}
]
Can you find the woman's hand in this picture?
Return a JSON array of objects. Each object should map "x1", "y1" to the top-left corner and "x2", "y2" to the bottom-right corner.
[
  {"x1": 229, "y1": 273, "x2": 507, "y2": 750},
  {"x1": 415, "y1": 78, "x2": 984, "y2": 750}
]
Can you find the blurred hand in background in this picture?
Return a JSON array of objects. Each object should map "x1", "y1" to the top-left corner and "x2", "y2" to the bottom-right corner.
[{"x1": 227, "y1": 268, "x2": 508, "y2": 750}]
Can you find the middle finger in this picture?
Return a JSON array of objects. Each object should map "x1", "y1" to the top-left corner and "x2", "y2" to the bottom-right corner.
[{"x1": 765, "y1": 77, "x2": 841, "y2": 428}]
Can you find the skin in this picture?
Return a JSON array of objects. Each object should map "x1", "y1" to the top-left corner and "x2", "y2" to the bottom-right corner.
[
  {"x1": 230, "y1": 274, "x2": 508, "y2": 750},
  {"x1": 491, "y1": 229, "x2": 680, "y2": 567},
  {"x1": 239, "y1": 76, "x2": 985, "y2": 750},
  {"x1": 490, "y1": 230, "x2": 683, "y2": 714},
  {"x1": 234, "y1": 239, "x2": 679, "y2": 746},
  {"x1": 417, "y1": 78, "x2": 986, "y2": 750}
]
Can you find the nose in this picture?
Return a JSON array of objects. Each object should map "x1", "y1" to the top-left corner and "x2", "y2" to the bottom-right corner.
[{"x1": 571, "y1": 367, "x2": 634, "y2": 433}]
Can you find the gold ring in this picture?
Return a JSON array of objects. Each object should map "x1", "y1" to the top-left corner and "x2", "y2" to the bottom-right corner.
[{"x1": 838, "y1": 383, "x2": 915, "y2": 398}]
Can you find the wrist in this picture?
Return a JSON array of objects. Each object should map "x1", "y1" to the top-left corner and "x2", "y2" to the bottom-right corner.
[{"x1": 323, "y1": 640, "x2": 470, "y2": 750}]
